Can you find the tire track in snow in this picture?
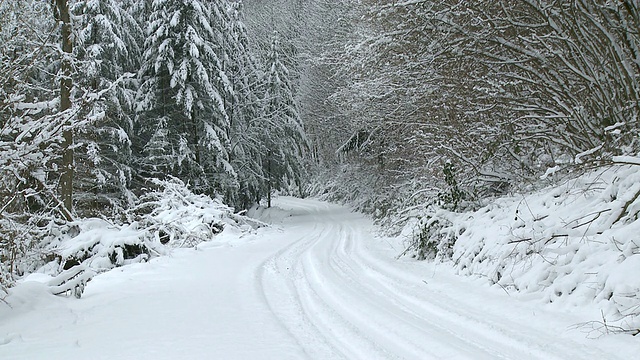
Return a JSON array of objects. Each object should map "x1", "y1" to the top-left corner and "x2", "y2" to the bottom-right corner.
[
  {"x1": 256, "y1": 221, "x2": 347, "y2": 359},
  {"x1": 256, "y1": 201, "x2": 487, "y2": 359},
  {"x1": 334, "y1": 223, "x2": 608, "y2": 360},
  {"x1": 297, "y1": 217, "x2": 528, "y2": 359},
  {"x1": 255, "y1": 198, "x2": 626, "y2": 359}
]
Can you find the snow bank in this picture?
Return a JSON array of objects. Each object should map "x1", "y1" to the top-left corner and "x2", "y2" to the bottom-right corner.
[
  {"x1": 247, "y1": 204, "x2": 290, "y2": 224},
  {"x1": 247, "y1": 197, "x2": 308, "y2": 224},
  {"x1": 403, "y1": 165, "x2": 640, "y2": 334}
]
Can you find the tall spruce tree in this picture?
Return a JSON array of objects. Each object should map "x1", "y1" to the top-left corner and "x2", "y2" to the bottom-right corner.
[
  {"x1": 71, "y1": 0, "x2": 143, "y2": 216},
  {"x1": 55, "y1": 0, "x2": 74, "y2": 219},
  {"x1": 136, "y1": 0, "x2": 235, "y2": 196}
]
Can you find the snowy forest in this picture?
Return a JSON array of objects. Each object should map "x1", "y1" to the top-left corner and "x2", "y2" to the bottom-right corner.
[
  {"x1": 1, "y1": 0, "x2": 308, "y2": 285},
  {"x1": 2, "y1": 0, "x2": 640, "y2": 353}
]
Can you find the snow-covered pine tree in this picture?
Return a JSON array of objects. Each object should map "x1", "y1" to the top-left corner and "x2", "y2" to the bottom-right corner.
[
  {"x1": 262, "y1": 33, "x2": 307, "y2": 207},
  {"x1": 136, "y1": 0, "x2": 235, "y2": 197},
  {"x1": 243, "y1": 0, "x2": 302, "y2": 85},
  {"x1": 71, "y1": 0, "x2": 143, "y2": 217}
]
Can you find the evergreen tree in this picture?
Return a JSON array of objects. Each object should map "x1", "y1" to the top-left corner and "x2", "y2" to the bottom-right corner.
[
  {"x1": 136, "y1": 0, "x2": 235, "y2": 196},
  {"x1": 55, "y1": 0, "x2": 74, "y2": 219},
  {"x1": 142, "y1": 117, "x2": 175, "y2": 178},
  {"x1": 1, "y1": 0, "x2": 76, "y2": 284},
  {"x1": 71, "y1": 0, "x2": 143, "y2": 216}
]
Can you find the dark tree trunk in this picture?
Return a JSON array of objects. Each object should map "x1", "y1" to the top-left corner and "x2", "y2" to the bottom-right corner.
[
  {"x1": 56, "y1": 0, "x2": 74, "y2": 220},
  {"x1": 267, "y1": 151, "x2": 272, "y2": 208}
]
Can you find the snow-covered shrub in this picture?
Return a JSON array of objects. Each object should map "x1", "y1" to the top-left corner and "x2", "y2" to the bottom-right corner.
[
  {"x1": 0, "y1": 109, "x2": 71, "y2": 287},
  {"x1": 13, "y1": 177, "x2": 259, "y2": 291},
  {"x1": 401, "y1": 209, "x2": 460, "y2": 261},
  {"x1": 398, "y1": 162, "x2": 475, "y2": 260},
  {"x1": 1, "y1": 176, "x2": 261, "y2": 291},
  {"x1": 46, "y1": 219, "x2": 151, "y2": 272},
  {"x1": 130, "y1": 177, "x2": 239, "y2": 248},
  {"x1": 437, "y1": 161, "x2": 466, "y2": 212},
  {"x1": 0, "y1": 212, "x2": 60, "y2": 289},
  {"x1": 46, "y1": 177, "x2": 255, "y2": 274},
  {"x1": 404, "y1": 164, "x2": 640, "y2": 334}
]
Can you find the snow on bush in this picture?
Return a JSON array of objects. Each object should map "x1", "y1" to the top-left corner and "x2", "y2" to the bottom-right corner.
[
  {"x1": 47, "y1": 219, "x2": 151, "y2": 271},
  {"x1": 42, "y1": 177, "x2": 260, "y2": 282},
  {"x1": 403, "y1": 164, "x2": 640, "y2": 335},
  {"x1": 0, "y1": 213, "x2": 58, "y2": 290},
  {"x1": 132, "y1": 177, "x2": 243, "y2": 248}
]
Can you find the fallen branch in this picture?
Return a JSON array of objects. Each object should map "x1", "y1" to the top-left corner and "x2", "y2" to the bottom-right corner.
[
  {"x1": 507, "y1": 233, "x2": 568, "y2": 245},
  {"x1": 573, "y1": 310, "x2": 640, "y2": 338},
  {"x1": 571, "y1": 209, "x2": 611, "y2": 229},
  {"x1": 48, "y1": 264, "x2": 95, "y2": 299},
  {"x1": 0, "y1": 287, "x2": 9, "y2": 308},
  {"x1": 612, "y1": 187, "x2": 640, "y2": 225}
]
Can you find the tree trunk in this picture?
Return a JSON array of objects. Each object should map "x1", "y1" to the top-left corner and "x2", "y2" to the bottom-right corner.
[
  {"x1": 56, "y1": 0, "x2": 74, "y2": 220},
  {"x1": 267, "y1": 151, "x2": 272, "y2": 208}
]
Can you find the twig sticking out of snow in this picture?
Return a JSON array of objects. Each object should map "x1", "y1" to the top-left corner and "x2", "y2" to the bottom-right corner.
[{"x1": 573, "y1": 310, "x2": 640, "y2": 338}]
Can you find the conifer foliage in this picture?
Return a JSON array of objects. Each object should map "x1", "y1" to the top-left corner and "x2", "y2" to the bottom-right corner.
[
  {"x1": 136, "y1": 0, "x2": 234, "y2": 196},
  {"x1": 71, "y1": 0, "x2": 143, "y2": 216}
]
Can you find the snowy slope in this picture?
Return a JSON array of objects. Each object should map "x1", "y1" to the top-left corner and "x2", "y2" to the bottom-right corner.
[
  {"x1": 402, "y1": 164, "x2": 640, "y2": 335},
  {"x1": 1, "y1": 197, "x2": 638, "y2": 359}
]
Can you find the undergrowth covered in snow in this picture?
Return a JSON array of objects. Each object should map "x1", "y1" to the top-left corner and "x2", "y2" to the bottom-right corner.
[
  {"x1": 1, "y1": 177, "x2": 262, "y2": 294},
  {"x1": 402, "y1": 164, "x2": 640, "y2": 336}
]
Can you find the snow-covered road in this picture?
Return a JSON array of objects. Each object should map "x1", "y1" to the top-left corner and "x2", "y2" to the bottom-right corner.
[{"x1": 0, "y1": 197, "x2": 637, "y2": 359}]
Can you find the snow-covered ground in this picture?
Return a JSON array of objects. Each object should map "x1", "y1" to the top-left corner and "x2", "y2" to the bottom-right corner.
[{"x1": 1, "y1": 197, "x2": 638, "y2": 359}]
